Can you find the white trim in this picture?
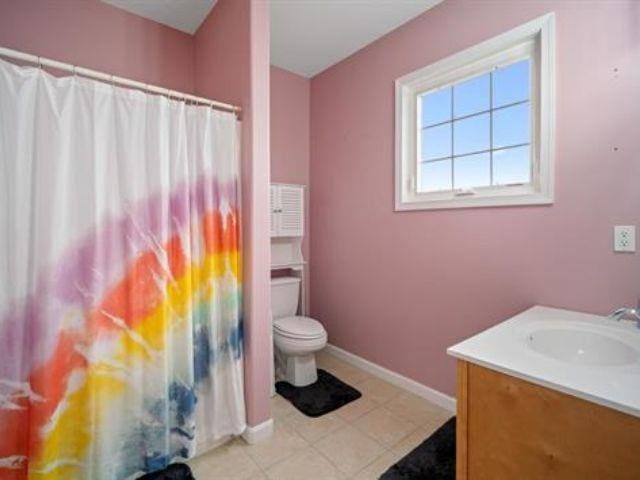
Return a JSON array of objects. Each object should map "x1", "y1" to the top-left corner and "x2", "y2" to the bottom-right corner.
[
  {"x1": 324, "y1": 344, "x2": 456, "y2": 412},
  {"x1": 395, "y1": 13, "x2": 556, "y2": 211},
  {"x1": 241, "y1": 418, "x2": 274, "y2": 444}
]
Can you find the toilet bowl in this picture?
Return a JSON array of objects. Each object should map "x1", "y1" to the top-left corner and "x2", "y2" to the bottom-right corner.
[{"x1": 271, "y1": 277, "x2": 327, "y2": 386}]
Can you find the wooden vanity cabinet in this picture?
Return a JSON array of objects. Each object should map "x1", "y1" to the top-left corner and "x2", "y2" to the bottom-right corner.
[{"x1": 456, "y1": 360, "x2": 640, "y2": 480}]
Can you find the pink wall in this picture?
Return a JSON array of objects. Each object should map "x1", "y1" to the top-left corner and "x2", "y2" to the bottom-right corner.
[
  {"x1": 270, "y1": 65, "x2": 311, "y2": 308},
  {"x1": 310, "y1": 0, "x2": 640, "y2": 396},
  {"x1": 0, "y1": 0, "x2": 194, "y2": 92},
  {"x1": 195, "y1": 0, "x2": 272, "y2": 426},
  {"x1": 271, "y1": 66, "x2": 310, "y2": 186}
]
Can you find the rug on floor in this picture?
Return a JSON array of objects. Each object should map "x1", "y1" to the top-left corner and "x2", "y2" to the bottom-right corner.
[
  {"x1": 380, "y1": 416, "x2": 456, "y2": 480},
  {"x1": 275, "y1": 369, "x2": 362, "y2": 417},
  {"x1": 138, "y1": 463, "x2": 195, "y2": 480}
]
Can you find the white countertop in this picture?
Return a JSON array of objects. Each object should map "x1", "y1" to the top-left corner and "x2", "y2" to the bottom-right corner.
[{"x1": 447, "y1": 306, "x2": 640, "y2": 418}]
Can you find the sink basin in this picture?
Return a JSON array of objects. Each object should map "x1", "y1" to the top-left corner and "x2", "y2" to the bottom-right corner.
[{"x1": 527, "y1": 326, "x2": 640, "y2": 366}]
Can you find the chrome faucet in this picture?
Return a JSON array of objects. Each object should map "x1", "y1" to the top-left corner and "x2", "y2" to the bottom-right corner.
[{"x1": 608, "y1": 300, "x2": 640, "y2": 328}]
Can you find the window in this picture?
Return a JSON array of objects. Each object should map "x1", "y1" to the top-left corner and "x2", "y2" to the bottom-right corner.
[{"x1": 395, "y1": 14, "x2": 555, "y2": 211}]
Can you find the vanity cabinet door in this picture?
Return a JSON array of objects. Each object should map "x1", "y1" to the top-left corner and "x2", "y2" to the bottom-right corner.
[{"x1": 457, "y1": 361, "x2": 640, "y2": 480}]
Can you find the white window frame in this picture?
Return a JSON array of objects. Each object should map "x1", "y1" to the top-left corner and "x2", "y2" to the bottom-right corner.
[{"x1": 395, "y1": 13, "x2": 555, "y2": 211}]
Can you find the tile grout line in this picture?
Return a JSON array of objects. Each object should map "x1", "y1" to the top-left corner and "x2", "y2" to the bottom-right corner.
[
  {"x1": 262, "y1": 422, "x2": 311, "y2": 475},
  {"x1": 309, "y1": 441, "x2": 353, "y2": 479}
]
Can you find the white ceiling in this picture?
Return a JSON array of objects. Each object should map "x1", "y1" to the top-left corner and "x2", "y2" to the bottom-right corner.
[
  {"x1": 101, "y1": 0, "x2": 217, "y2": 35},
  {"x1": 270, "y1": 0, "x2": 443, "y2": 77},
  {"x1": 101, "y1": 0, "x2": 442, "y2": 78}
]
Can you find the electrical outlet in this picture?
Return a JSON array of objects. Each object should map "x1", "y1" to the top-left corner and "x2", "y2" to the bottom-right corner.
[{"x1": 614, "y1": 225, "x2": 636, "y2": 252}]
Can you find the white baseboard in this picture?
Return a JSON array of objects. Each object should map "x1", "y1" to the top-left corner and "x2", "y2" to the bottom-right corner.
[
  {"x1": 241, "y1": 418, "x2": 274, "y2": 444},
  {"x1": 324, "y1": 344, "x2": 456, "y2": 413}
]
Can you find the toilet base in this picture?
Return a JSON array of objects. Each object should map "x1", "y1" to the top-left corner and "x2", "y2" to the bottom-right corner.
[
  {"x1": 286, "y1": 354, "x2": 318, "y2": 387},
  {"x1": 276, "y1": 351, "x2": 318, "y2": 387}
]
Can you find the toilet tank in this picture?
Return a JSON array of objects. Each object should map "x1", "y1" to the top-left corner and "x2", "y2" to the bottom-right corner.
[{"x1": 270, "y1": 276, "x2": 301, "y2": 319}]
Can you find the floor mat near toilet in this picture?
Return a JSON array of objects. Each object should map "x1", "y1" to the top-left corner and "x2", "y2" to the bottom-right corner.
[
  {"x1": 138, "y1": 463, "x2": 195, "y2": 480},
  {"x1": 380, "y1": 417, "x2": 455, "y2": 480},
  {"x1": 275, "y1": 369, "x2": 361, "y2": 417}
]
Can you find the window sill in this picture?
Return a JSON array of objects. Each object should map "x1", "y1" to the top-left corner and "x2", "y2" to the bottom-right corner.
[{"x1": 395, "y1": 188, "x2": 553, "y2": 211}]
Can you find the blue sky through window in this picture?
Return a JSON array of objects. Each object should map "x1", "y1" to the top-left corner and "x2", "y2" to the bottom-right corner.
[
  {"x1": 421, "y1": 123, "x2": 451, "y2": 160},
  {"x1": 493, "y1": 146, "x2": 530, "y2": 185},
  {"x1": 454, "y1": 113, "x2": 489, "y2": 155},
  {"x1": 421, "y1": 87, "x2": 451, "y2": 126},
  {"x1": 455, "y1": 153, "x2": 491, "y2": 189},
  {"x1": 454, "y1": 73, "x2": 489, "y2": 118},
  {"x1": 493, "y1": 59, "x2": 529, "y2": 107},
  {"x1": 493, "y1": 103, "x2": 530, "y2": 148},
  {"x1": 420, "y1": 159, "x2": 451, "y2": 192},
  {"x1": 418, "y1": 58, "x2": 531, "y2": 192}
]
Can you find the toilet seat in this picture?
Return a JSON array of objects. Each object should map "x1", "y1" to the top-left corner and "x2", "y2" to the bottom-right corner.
[{"x1": 274, "y1": 316, "x2": 326, "y2": 340}]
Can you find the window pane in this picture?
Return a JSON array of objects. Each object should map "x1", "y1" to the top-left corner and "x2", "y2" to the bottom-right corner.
[
  {"x1": 454, "y1": 113, "x2": 489, "y2": 155},
  {"x1": 493, "y1": 145, "x2": 530, "y2": 185},
  {"x1": 420, "y1": 159, "x2": 452, "y2": 192},
  {"x1": 454, "y1": 153, "x2": 490, "y2": 189},
  {"x1": 493, "y1": 59, "x2": 530, "y2": 107},
  {"x1": 492, "y1": 103, "x2": 530, "y2": 148},
  {"x1": 454, "y1": 73, "x2": 490, "y2": 118},
  {"x1": 420, "y1": 87, "x2": 451, "y2": 127},
  {"x1": 421, "y1": 123, "x2": 451, "y2": 160}
]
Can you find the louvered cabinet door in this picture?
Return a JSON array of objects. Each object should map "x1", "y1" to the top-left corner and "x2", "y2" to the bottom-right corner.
[
  {"x1": 270, "y1": 184, "x2": 279, "y2": 236},
  {"x1": 276, "y1": 185, "x2": 304, "y2": 237}
]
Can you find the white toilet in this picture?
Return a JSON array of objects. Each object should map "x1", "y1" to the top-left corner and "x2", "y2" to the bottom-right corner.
[{"x1": 271, "y1": 276, "x2": 327, "y2": 386}]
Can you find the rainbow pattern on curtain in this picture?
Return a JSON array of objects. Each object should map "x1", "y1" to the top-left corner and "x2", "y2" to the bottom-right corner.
[
  {"x1": 0, "y1": 57, "x2": 247, "y2": 479},
  {"x1": 1, "y1": 178, "x2": 243, "y2": 479}
]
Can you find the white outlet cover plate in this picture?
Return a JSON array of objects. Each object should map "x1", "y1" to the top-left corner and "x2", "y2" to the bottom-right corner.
[{"x1": 614, "y1": 225, "x2": 636, "y2": 252}]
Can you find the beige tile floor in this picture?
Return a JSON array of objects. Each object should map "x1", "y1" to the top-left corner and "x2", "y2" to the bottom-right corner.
[{"x1": 188, "y1": 349, "x2": 453, "y2": 479}]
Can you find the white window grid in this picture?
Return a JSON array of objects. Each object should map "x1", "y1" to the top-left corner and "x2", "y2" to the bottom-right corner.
[{"x1": 417, "y1": 64, "x2": 532, "y2": 192}]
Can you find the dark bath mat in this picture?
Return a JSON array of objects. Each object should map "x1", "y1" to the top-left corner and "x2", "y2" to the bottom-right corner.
[
  {"x1": 380, "y1": 417, "x2": 455, "y2": 480},
  {"x1": 275, "y1": 369, "x2": 362, "y2": 417},
  {"x1": 138, "y1": 463, "x2": 195, "y2": 480}
]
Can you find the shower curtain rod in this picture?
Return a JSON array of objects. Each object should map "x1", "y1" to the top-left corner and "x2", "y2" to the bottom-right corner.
[{"x1": 0, "y1": 45, "x2": 242, "y2": 115}]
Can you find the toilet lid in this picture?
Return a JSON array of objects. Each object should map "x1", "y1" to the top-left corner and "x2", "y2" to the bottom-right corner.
[{"x1": 274, "y1": 316, "x2": 326, "y2": 339}]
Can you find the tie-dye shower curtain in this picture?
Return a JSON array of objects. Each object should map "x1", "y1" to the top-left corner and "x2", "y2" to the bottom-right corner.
[{"x1": 0, "y1": 58, "x2": 246, "y2": 479}]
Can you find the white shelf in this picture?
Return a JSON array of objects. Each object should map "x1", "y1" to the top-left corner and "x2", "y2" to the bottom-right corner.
[{"x1": 270, "y1": 261, "x2": 306, "y2": 270}]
